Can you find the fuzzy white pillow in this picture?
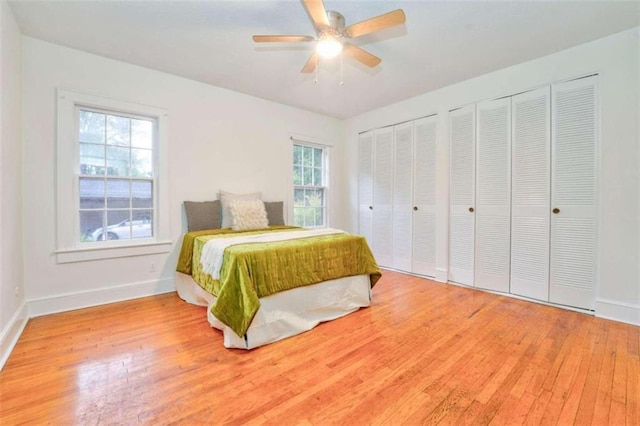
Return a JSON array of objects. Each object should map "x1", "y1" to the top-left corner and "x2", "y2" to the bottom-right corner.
[
  {"x1": 229, "y1": 199, "x2": 269, "y2": 231},
  {"x1": 219, "y1": 190, "x2": 261, "y2": 228}
]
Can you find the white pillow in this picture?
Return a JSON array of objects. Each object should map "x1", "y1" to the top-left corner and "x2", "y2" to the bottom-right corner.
[
  {"x1": 229, "y1": 199, "x2": 269, "y2": 231},
  {"x1": 219, "y1": 190, "x2": 261, "y2": 228}
]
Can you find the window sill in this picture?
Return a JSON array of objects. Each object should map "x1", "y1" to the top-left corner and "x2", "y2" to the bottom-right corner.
[{"x1": 56, "y1": 240, "x2": 172, "y2": 264}]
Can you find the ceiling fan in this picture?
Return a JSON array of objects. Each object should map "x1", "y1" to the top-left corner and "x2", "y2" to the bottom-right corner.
[{"x1": 252, "y1": 0, "x2": 406, "y2": 73}]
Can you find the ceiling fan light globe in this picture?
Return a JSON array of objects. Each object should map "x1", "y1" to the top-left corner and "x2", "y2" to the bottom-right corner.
[{"x1": 316, "y1": 38, "x2": 343, "y2": 59}]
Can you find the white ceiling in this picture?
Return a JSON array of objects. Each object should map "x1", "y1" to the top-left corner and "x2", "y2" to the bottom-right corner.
[{"x1": 8, "y1": 0, "x2": 640, "y2": 119}]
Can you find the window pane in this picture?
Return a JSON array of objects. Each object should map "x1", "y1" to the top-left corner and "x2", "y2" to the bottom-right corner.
[
  {"x1": 294, "y1": 188, "x2": 305, "y2": 207},
  {"x1": 79, "y1": 110, "x2": 105, "y2": 144},
  {"x1": 132, "y1": 180, "x2": 152, "y2": 208},
  {"x1": 313, "y1": 167, "x2": 322, "y2": 186},
  {"x1": 313, "y1": 148, "x2": 323, "y2": 168},
  {"x1": 80, "y1": 143, "x2": 105, "y2": 175},
  {"x1": 106, "y1": 115, "x2": 130, "y2": 146},
  {"x1": 80, "y1": 210, "x2": 104, "y2": 241},
  {"x1": 79, "y1": 178, "x2": 104, "y2": 209},
  {"x1": 106, "y1": 146, "x2": 129, "y2": 176},
  {"x1": 293, "y1": 145, "x2": 302, "y2": 166},
  {"x1": 131, "y1": 119, "x2": 153, "y2": 149},
  {"x1": 306, "y1": 189, "x2": 324, "y2": 207},
  {"x1": 293, "y1": 208, "x2": 303, "y2": 227},
  {"x1": 131, "y1": 148, "x2": 153, "y2": 177},
  {"x1": 107, "y1": 179, "x2": 130, "y2": 208},
  {"x1": 304, "y1": 207, "x2": 315, "y2": 227},
  {"x1": 132, "y1": 210, "x2": 153, "y2": 238},
  {"x1": 105, "y1": 210, "x2": 131, "y2": 240},
  {"x1": 303, "y1": 146, "x2": 313, "y2": 166},
  {"x1": 293, "y1": 166, "x2": 303, "y2": 185},
  {"x1": 315, "y1": 207, "x2": 324, "y2": 226},
  {"x1": 303, "y1": 167, "x2": 313, "y2": 186}
]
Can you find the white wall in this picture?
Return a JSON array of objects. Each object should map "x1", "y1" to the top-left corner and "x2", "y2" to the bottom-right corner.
[
  {"x1": 21, "y1": 37, "x2": 344, "y2": 315},
  {"x1": 7, "y1": 19, "x2": 639, "y2": 370},
  {"x1": 344, "y1": 28, "x2": 640, "y2": 325},
  {"x1": 0, "y1": 0, "x2": 26, "y2": 369}
]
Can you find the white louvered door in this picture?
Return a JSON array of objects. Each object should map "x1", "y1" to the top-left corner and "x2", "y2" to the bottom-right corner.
[
  {"x1": 392, "y1": 122, "x2": 414, "y2": 272},
  {"x1": 449, "y1": 105, "x2": 476, "y2": 286},
  {"x1": 358, "y1": 131, "x2": 374, "y2": 246},
  {"x1": 511, "y1": 87, "x2": 551, "y2": 301},
  {"x1": 412, "y1": 116, "x2": 437, "y2": 277},
  {"x1": 550, "y1": 76, "x2": 598, "y2": 309},
  {"x1": 475, "y1": 98, "x2": 511, "y2": 292},
  {"x1": 372, "y1": 126, "x2": 394, "y2": 268}
]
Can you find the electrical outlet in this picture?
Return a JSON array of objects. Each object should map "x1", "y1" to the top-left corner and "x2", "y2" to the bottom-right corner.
[{"x1": 150, "y1": 262, "x2": 157, "y2": 272}]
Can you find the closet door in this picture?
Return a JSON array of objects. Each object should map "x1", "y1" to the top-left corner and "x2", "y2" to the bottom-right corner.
[
  {"x1": 372, "y1": 126, "x2": 394, "y2": 268},
  {"x1": 475, "y1": 97, "x2": 511, "y2": 292},
  {"x1": 511, "y1": 87, "x2": 551, "y2": 301},
  {"x1": 358, "y1": 131, "x2": 374, "y2": 245},
  {"x1": 392, "y1": 122, "x2": 414, "y2": 271},
  {"x1": 550, "y1": 76, "x2": 598, "y2": 309},
  {"x1": 449, "y1": 105, "x2": 476, "y2": 286},
  {"x1": 412, "y1": 115, "x2": 437, "y2": 277}
]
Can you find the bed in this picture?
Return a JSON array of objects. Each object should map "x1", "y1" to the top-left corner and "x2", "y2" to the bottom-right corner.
[{"x1": 175, "y1": 197, "x2": 381, "y2": 349}]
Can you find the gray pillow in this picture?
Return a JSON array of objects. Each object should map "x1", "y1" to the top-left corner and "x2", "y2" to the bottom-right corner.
[
  {"x1": 184, "y1": 200, "x2": 221, "y2": 231},
  {"x1": 264, "y1": 201, "x2": 285, "y2": 226}
]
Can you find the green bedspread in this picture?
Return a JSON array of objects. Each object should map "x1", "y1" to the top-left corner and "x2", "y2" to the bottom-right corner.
[{"x1": 176, "y1": 227, "x2": 381, "y2": 337}]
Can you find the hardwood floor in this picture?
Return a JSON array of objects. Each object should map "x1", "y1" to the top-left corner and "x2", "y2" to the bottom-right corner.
[{"x1": 1, "y1": 270, "x2": 638, "y2": 425}]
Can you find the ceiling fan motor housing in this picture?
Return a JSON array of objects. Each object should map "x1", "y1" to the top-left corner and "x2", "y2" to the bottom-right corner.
[{"x1": 326, "y1": 11, "x2": 345, "y2": 35}]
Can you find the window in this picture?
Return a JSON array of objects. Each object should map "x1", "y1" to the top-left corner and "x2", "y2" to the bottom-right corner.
[
  {"x1": 293, "y1": 143, "x2": 328, "y2": 227},
  {"x1": 56, "y1": 89, "x2": 170, "y2": 263},
  {"x1": 78, "y1": 109, "x2": 155, "y2": 242}
]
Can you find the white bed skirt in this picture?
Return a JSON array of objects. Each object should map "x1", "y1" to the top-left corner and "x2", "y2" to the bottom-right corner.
[{"x1": 175, "y1": 272, "x2": 371, "y2": 349}]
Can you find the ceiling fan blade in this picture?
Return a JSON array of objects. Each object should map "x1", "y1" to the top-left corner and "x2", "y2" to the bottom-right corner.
[
  {"x1": 343, "y1": 44, "x2": 382, "y2": 68},
  {"x1": 301, "y1": 0, "x2": 329, "y2": 30},
  {"x1": 253, "y1": 35, "x2": 315, "y2": 43},
  {"x1": 344, "y1": 9, "x2": 406, "y2": 38},
  {"x1": 301, "y1": 52, "x2": 318, "y2": 73}
]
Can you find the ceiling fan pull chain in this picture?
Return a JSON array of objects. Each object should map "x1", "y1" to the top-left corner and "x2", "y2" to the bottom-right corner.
[{"x1": 340, "y1": 51, "x2": 344, "y2": 86}]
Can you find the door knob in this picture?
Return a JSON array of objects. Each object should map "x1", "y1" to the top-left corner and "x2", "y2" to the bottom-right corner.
[
  {"x1": 469, "y1": 207, "x2": 474, "y2": 213},
  {"x1": 369, "y1": 206, "x2": 373, "y2": 210},
  {"x1": 552, "y1": 208, "x2": 560, "y2": 214},
  {"x1": 413, "y1": 206, "x2": 418, "y2": 211}
]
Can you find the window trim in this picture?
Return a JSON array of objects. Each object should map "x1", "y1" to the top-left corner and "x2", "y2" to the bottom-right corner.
[
  {"x1": 292, "y1": 139, "x2": 330, "y2": 228},
  {"x1": 56, "y1": 89, "x2": 171, "y2": 263}
]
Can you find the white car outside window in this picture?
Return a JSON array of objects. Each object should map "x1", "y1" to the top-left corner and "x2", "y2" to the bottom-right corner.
[{"x1": 90, "y1": 217, "x2": 152, "y2": 241}]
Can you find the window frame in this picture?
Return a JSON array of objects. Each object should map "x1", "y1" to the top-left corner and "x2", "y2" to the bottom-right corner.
[
  {"x1": 292, "y1": 140, "x2": 330, "y2": 228},
  {"x1": 56, "y1": 89, "x2": 171, "y2": 263}
]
